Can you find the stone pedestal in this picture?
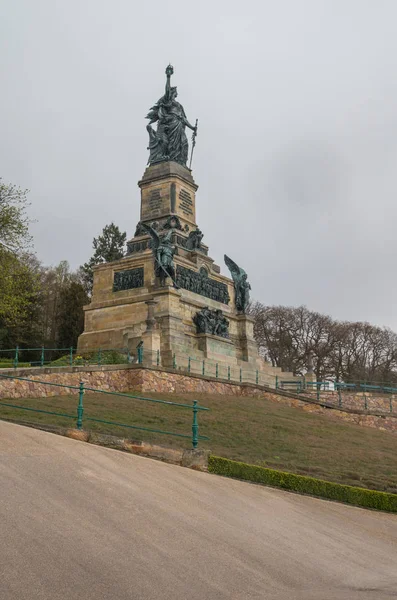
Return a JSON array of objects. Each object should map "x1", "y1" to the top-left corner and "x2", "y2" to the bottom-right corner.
[
  {"x1": 234, "y1": 314, "x2": 260, "y2": 363},
  {"x1": 138, "y1": 161, "x2": 198, "y2": 232},
  {"x1": 140, "y1": 330, "x2": 161, "y2": 364},
  {"x1": 197, "y1": 333, "x2": 237, "y2": 363},
  {"x1": 77, "y1": 160, "x2": 300, "y2": 388}
]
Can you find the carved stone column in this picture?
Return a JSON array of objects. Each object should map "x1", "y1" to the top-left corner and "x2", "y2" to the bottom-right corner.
[
  {"x1": 141, "y1": 303, "x2": 160, "y2": 364},
  {"x1": 145, "y1": 299, "x2": 157, "y2": 331}
]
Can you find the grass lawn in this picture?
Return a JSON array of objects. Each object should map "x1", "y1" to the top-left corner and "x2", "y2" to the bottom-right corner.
[{"x1": 1, "y1": 389, "x2": 397, "y2": 493}]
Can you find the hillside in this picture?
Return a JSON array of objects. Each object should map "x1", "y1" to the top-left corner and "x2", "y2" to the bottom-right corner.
[{"x1": 1, "y1": 389, "x2": 397, "y2": 493}]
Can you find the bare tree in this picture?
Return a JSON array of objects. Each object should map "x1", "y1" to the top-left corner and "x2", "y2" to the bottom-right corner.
[{"x1": 251, "y1": 302, "x2": 397, "y2": 383}]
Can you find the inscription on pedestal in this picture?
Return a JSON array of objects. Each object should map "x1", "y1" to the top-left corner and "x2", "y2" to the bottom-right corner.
[
  {"x1": 113, "y1": 268, "x2": 144, "y2": 292},
  {"x1": 148, "y1": 189, "x2": 162, "y2": 212},
  {"x1": 142, "y1": 188, "x2": 164, "y2": 219},
  {"x1": 179, "y1": 188, "x2": 194, "y2": 217}
]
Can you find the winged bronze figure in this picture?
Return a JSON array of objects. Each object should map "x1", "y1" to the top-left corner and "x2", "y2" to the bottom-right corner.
[
  {"x1": 141, "y1": 222, "x2": 178, "y2": 288},
  {"x1": 224, "y1": 254, "x2": 251, "y2": 313}
]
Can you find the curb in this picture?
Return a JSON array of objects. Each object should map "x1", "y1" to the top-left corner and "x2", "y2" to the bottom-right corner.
[{"x1": 0, "y1": 417, "x2": 210, "y2": 471}]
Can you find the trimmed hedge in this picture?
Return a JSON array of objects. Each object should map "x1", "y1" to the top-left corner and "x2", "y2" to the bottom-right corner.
[
  {"x1": 0, "y1": 362, "x2": 31, "y2": 369},
  {"x1": 208, "y1": 455, "x2": 397, "y2": 513}
]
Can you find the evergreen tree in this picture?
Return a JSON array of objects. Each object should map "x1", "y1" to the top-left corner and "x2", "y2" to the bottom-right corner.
[
  {"x1": 81, "y1": 222, "x2": 126, "y2": 295},
  {"x1": 57, "y1": 281, "x2": 89, "y2": 348}
]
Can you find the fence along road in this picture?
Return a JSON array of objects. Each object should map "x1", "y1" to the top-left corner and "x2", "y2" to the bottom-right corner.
[{"x1": 1, "y1": 421, "x2": 396, "y2": 600}]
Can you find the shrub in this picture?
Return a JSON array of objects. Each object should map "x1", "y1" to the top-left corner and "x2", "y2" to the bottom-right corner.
[
  {"x1": 99, "y1": 350, "x2": 129, "y2": 365},
  {"x1": 50, "y1": 355, "x2": 72, "y2": 366},
  {"x1": 0, "y1": 361, "x2": 31, "y2": 368},
  {"x1": 208, "y1": 456, "x2": 397, "y2": 513},
  {"x1": 50, "y1": 350, "x2": 129, "y2": 367}
]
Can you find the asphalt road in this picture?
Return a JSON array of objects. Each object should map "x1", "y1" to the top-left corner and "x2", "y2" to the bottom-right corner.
[{"x1": 0, "y1": 421, "x2": 396, "y2": 600}]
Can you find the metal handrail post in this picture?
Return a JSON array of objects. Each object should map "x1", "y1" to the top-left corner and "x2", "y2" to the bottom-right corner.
[
  {"x1": 40, "y1": 346, "x2": 45, "y2": 367},
  {"x1": 69, "y1": 347, "x2": 73, "y2": 367},
  {"x1": 77, "y1": 382, "x2": 85, "y2": 430},
  {"x1": 192, "y1": 400, "x2": 199, "y2": 449},
  {"x1": 14, "y1": 346, "x2": 19, "y2": 369}
]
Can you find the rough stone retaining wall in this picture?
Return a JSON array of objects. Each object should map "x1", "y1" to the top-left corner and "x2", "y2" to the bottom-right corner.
[
  {"x1": 0, "y1": 365, "x2": 140, "y2": 398},
  {"x1": 264, "y1": 391, "x2": 397, "y2": 435},
  {"x1": 0, "y1": 365, "x2": 264, "y2": 399},
  {"x1": 1, "y1": 365, "x2": 397, "y2": 435},
  {"x1": 303, "y1": 389, "x2": 395, "y2": 414}
]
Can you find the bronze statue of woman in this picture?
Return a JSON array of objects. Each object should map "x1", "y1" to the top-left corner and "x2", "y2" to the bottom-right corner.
[{"x1": 146, "y1": 65, "x2": 197, "y2": 166}]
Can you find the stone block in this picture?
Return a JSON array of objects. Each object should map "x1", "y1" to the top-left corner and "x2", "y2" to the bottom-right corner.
[
  {"x1": 197, "y1": 333, "x2": 237, "y2": 361},
  {"x1": 138, "y1": 161, "x2": 198, "y2": 229},
  {"x1": 181, "y1": 448, "x2": 211, "y2": 470}
]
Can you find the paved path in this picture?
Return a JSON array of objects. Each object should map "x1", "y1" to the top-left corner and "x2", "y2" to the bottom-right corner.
[{"x1": 0, "y1": 421, "x2": 396, "y2": 599}]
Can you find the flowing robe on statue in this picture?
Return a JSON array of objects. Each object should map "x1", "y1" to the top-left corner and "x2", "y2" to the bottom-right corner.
[
  {"x1": 146, "y1": 96, "x2": 190, "y2": 165},
  {"x1": 165, "y1": 102, "x2": 189, "y2": 164}
]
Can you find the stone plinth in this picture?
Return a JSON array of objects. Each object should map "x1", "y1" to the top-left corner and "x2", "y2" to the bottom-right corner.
[
  {"x1": 197, "y1": 333, "x2": 237, "y2": 363},
  {"x1": 234, "y1": 314, "x2": 261, "y2": 363},
  {"x1": 138, "y1": 161, "x2": 198, "y2": 231}
]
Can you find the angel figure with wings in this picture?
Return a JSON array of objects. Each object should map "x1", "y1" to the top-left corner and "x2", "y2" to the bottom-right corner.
[
  {"x1": 224, "y1": 255, "x2": 251, "y2": 313},
  {"x1": 141, "y1": 223, "x2": 178, "y2": 288}
]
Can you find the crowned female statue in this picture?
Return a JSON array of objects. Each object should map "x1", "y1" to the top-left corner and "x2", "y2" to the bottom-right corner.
[{"x1": 146, "y1": 65, "x2": 197, "y2": 166}]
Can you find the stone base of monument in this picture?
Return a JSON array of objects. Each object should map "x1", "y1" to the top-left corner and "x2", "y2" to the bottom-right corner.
[
  {"x1": 77, "y1": 160, "x2": 299, "y2": 388},
  {"x1": 197, "y1": 333, "x2": 237, "y2": 363}
]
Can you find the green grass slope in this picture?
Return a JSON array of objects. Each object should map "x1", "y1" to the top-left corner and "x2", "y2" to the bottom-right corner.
[{"x1": 0, "y1": 389, "x2": 396, "y2": 493}]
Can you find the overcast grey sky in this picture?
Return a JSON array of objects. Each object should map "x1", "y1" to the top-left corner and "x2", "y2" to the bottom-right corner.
[{"x1": 1, "y1": 0, "x2": 397, "y2": 328}]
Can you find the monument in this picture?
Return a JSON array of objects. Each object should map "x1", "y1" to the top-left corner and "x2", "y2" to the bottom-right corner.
[{"x1": 78, "y1": 66, "x2": 294, "y2": 385}]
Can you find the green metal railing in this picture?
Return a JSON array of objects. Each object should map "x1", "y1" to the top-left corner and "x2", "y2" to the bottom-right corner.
[
  {"x1": 4, "y1": 345, "x2": 397, "y2": 411},
  {"x1": 0, "y1": 345, "x2": 286, "y2": 388},
  {"x1": 0, "y1": 347, "x2": 134, "y2": 369},
  {"x1": 272, "y1": 376, "x2": 397, "y2": 414},
  {"x1": 294, "y1": 380, "x2": 396, "y2": 414},
  {"x1": 4, "y1": 345, "x2": 397, "y2": 399},
  {"x1": 0, "y1": 373, "x2": 209, "y2": 449},
  {"x1": 162, "y1": 352, "x2": 269, "y2": 387}
]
